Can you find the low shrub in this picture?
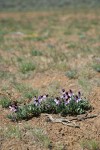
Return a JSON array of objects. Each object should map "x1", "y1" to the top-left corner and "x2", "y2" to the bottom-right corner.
[
  {"x1": 8, "y1": 104, "x2": 41, "y2": 121},
  {"x1": 61, "y1": 98, "x2": 90, "y2": 116},
  {"x1": 7, "y1": 89, "x2": 91, "y2": 121}
]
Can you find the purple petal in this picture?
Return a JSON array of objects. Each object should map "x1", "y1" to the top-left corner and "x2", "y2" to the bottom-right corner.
[
  {"x1": 78, "y1": 91, "x2": 81, "y2": 98},
  {"x1": 62, "y1": 89, "x2": 65, "y2": 92},
  {"x1": 61, "y1": 89, "x2": 66, "y2": 95},
  {"x1": 54, "y1": 98, "x2": 60, "y2": 105},
  {"x1": 69, "y1": 89, "x2": 74, "y2": 97}
]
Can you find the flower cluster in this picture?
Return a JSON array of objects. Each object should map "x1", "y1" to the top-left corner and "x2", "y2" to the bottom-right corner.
[
  {"x1": 33, "y1": 95, "x2": 48, "y2": 106},
  {"x1": 33, "y1": 89, "x2": 82, "y2": 107},
  {"x1": 60, "y1": 89, "x2": 82, "y2": 104},
  {"x1": 8, "y1": 89, "x2": 91, "y2": 121},
  {"x1": 9, "y1": 101, "x2": 18, "y2": 112}
]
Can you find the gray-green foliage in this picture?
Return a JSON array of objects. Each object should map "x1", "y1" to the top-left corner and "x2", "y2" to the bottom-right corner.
[
  {"x1": 65, "y1": 69, "x2": 78, "y2": 79},
  {"x1": 0, "y1": 97, "x2": 11, "y2": 108},
  {"x1": 20, "y1": 62, "x2": 36, "y2": 74},
  {"x1": 61, "y1": 98, "x2": 91, "y2": 116},
  {"x1": 8, "y1": 98, "x2": 91, "y2": 121},
  {"x1": 7, "y1": 104, "x2": 41, "y2": 121}
]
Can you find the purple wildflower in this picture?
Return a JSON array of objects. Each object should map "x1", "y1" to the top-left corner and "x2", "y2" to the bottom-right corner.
[
  {"x1": 61, "y1": 89, "x2": 65, "y2": 95},
  {"x1": 33, "y1": 96, "x2": 37, "y2": 101},
  {"x1": 61, "y1": 94, "x2": 65, "y2": 99},
  {"x1": 34, "y1": 99, "x2": 39, "y2": 106},
  {"x1": 64, "y1": 99, "x2": 70, "y2": 105},
  {"x1": 9, "y1": 106, "x2": 17, "y2": 112},
  {"x1": 54, "y1": 97, "x2": 60, "y2": 105},
  {"x1": 78, "y1": 91, "x2": 81, "y2": 98},
  {"x1": 74, "y1": 95, "x2": 81, "y2": 103},
  {"x1": 65, "y1": 92, "x2": 68, "y2": 95},
  {"x1": 38, "y1": 96, "x2": 43, "y2": 103},
  {"x1": 43, "y1": 95, "x2": 47, "y2": 100},
  {"x1": 68, "y1": 89, "x2": 74, "y2": 97},
  {"x1": 9, "y1": 102, "x2": 18, "y2": 112},
  {"x1": 33, "y1": 96, "x2": 39, "y2": 105},
  {"x1": 46, "y1": 94, "x2": 49, "y2": 97},
  {"x1": 65, "y1": 94, "x2": 70, "y2": 100}
]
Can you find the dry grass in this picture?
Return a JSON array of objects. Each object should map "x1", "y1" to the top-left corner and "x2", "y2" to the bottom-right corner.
[{"x1": 0, "y1": 9, "x2": 100, "y2": 150}]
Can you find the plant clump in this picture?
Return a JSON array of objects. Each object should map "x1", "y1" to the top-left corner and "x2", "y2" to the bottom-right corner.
[{"x1": 7, "y1": 89, "x2": 91, "y2": 121}]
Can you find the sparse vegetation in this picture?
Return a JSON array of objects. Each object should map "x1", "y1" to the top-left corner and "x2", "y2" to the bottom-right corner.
[
  {"x1": 92, "y1": 63, "x2": 100, "y2": 72},
  {"x1": 31, "y1": 49, "x2": 43, "y2": 56},
  {"x1": 4, "y1": 125, "x2": 22, "y2": 139},
  {"x1": 0, "y1": 5, "x2": 100, "y2": 150},
  {"x1": 0, "y1": 0, "x2": 100, "y2": 11},
  {"x1": 65, "y1": 69, "x2": 78, "y2": 79},
  {"x1": 20, "y1": 62, "x2": 36, "y2": 74},
  {"x1": 81, "y1": 139, "x2": 100, "y2": 150},
  {"x1": 23, "y1": 89, "x2": 39, "y2": 99},
  {"x1": 0, "y1": 97, "x2": 11, "y2": 108},
  {"x1": 32, "y1": 127, "x2": 50, "y2": 148}
]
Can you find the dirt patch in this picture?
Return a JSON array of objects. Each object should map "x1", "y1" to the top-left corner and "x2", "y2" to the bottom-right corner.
[{"x1": 0, "y1": 10, "x2": 100, "y2": 150}]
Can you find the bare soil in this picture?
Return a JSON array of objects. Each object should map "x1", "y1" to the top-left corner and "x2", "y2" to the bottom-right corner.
[{"x1": 0, "y1": 10, "x2": 100, "y2": 150}]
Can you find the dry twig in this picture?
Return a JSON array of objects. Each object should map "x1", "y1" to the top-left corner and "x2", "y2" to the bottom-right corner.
[
  {"x1": 45, "y1": 114, "x2": 80, "y2": 128},
  {"x1": 69, "y1": 114, "x2": 98, "y2": 121},
  {"x1": 44, "y1": 113, "x2": 98, "y2": 128}
]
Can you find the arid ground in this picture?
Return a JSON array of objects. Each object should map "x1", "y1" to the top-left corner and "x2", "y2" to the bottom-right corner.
[{"x1": 0, "y1": 9, "x2": 100, "y2": 150}]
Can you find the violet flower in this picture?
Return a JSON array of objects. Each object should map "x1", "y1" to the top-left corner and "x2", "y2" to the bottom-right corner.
[
  {"x1": 74, "y1": 95, "x2": 81, "y2": 103},
  {"x1": 61, "y1": 89, "x2": 66, "y2": 95},
  {"x1": 33, "y1": 96, "x2": 37, "y2": 101},
  {"x1": 65, "y1": 94, "x2": 70, "y2": 100},
  {"x1": 38, "y1": 96, "x2": 43, "y2": 103},
  {"x1": 65, "y1": 92, "x2": 68, "y2": 96},
  {"x1": 43, "y1": 94, "x2": 48, "y2": 100},
  {"x1": 68, "y1": 89, "x2": 74, "y2": 97},
  {"x1": 78, "y1": 91, "x2": 81, "y2": 98},
  {"x1": 54, "y1": 97, "x2": 60, "y2": 105},
  {"x1": 64, "y1": 99, "x2": 70, "y2": 105},
  {"x1": 34, "y1": 99, "x2": 39, "y2": 106},
  {"x1": 61, "y1": 94, "x2": 66, "y2": 99},
  {"x1": 9, "y1": 105, "x2": 18, "y2": 112}
]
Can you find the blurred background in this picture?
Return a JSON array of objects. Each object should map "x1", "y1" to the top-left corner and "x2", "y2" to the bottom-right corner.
[
  {"x1": 0, "y1": 1, "x2": 100, "y2": 150},
  {"x1": 0, "y1": 0, "x2": 100, "y2": 11}
]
